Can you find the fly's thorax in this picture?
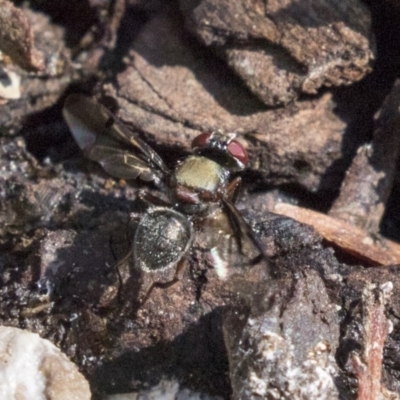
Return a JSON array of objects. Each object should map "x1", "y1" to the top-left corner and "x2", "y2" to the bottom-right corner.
[{"x1": 172, "y1": 155, "x2": 229, "y2": 198}]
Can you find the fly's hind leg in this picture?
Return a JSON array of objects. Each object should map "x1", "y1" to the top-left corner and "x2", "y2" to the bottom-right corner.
[{"x1": 135, "y1": 257, "x2": 187, "y2": 306}]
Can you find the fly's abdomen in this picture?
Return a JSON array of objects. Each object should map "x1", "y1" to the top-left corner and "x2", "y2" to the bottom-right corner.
[{"x1": 133, "y1": 208, "x2": 193, "y2": 273}]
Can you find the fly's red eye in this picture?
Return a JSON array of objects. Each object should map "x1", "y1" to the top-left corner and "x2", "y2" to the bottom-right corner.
[
  {"x1": 227, "y1": 140, "x2": 248, "y2": 166},
  {"x1": 191, "y1": 132, "x2": 211, "y2": 149}
]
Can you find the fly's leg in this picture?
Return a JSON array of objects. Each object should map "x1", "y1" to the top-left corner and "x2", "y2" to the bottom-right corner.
[
  {"x1": 135, "y1": 258, "x2": 187, "y2": 306},
  {"x1": 226, "y1": 176, "x2": 242, "y2": 203}
]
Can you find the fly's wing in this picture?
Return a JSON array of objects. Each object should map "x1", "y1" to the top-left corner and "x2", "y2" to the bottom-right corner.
[
  {"x1": 63, "y1": 94, "x2": 169, "y2": 184},
  {"x1": 222, "y1": 198, "x2": 268, "y2": 262},
  {"x1": 197, "y1": 201, "x2": 266, "y2": 280}
]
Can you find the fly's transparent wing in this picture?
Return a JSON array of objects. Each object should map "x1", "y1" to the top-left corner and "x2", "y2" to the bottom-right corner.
[
  {"x1": 222, "y1": 198, "x2": 267, "y2": 261},
  {"x1": 63, "y1": 94, "x2": 169, "y2": 184}
]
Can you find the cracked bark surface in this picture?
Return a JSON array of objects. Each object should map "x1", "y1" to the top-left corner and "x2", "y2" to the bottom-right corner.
[
  {"x1": 1, "y1": 0, "x2": 400, "y2": 399},
  {"x1": 181, "y1": 0, "x2": 374, "y2": 106}
]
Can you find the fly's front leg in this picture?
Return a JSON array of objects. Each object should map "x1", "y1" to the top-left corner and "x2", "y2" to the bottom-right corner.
[{"x1": 226, "y1": 176, "x2": 242, "y2": 203}]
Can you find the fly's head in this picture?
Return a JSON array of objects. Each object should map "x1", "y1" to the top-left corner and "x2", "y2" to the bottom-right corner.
[{"x1": 192, "y1": 131, "x2": 248, "y2": 171}]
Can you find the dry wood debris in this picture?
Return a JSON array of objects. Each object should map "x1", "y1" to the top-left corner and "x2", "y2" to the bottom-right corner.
[{"x1": 1, "y1": 0, "x2": 400, "y2": 399}]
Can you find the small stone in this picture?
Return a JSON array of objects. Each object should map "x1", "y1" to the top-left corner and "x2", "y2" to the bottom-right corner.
[{"x1": 0, "y1": 326, "x2": 91, "y2": 400}]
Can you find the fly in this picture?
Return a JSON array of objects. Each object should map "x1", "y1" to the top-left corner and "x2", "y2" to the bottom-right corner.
[{"x1": 63, "y1": 94, "x2": 265, "y2": 302}]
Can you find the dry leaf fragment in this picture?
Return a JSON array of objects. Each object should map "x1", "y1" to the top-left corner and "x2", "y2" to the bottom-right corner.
[
  {"x1": 273, "y1": 202, "x2": 400, "y2": 266},
  {"x1": 329, "y1": 80, "x2": 400, "y2": 233}
]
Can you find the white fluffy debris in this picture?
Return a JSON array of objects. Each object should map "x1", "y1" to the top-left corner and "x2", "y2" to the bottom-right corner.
[{"x1": 0, "y1": 69, "x2": 21, "y2": 100}]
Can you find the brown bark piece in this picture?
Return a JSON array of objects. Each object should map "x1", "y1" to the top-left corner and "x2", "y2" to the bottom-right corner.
[
  {"x1": 110, "y1": 14, "x2": 347, "y2": 191},
  {"x1": 107, "y1": 0, "x2": 126, "y2": 49},
  {"x1": 273, "y1": 202, "x2": 400, "y2": 265},
  {"x1": 181, "y1": 0, "x2": 374, "y2": 105},
  {"x1": 329, "y1": 79, "x2": 400, "y2": 233},
  {"x1": 0, "y1": 0, "x2": 44, "y2": 71},
  {"x1": 341, "y1": 266, "x2": 400, "y2": 397},
  {"x1": 2, "y1": 2, "x2": 400, "y2": 399},
  {"x1": 351, "y1": 283, "x2": 392, "y2": 400},
  {"x1": 224, "y1": 270, "x2": 340, "y2": 400},
  {"x1": 0, "y1": 10, "x2": 71, "y2": 133}
]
